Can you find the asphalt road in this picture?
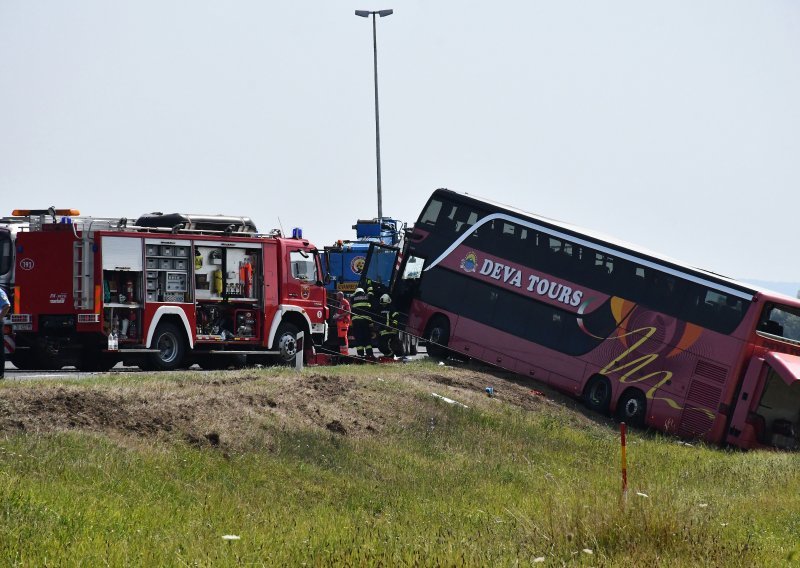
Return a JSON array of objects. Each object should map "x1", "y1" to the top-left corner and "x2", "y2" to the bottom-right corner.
[{"x1": 2, "y1": 347, "x2": 429, "y2": 381}]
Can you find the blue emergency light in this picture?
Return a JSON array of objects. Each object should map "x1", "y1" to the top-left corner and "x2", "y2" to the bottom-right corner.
[{"x1": 292, "y1": 227, "x2": 303, "y2": 239}]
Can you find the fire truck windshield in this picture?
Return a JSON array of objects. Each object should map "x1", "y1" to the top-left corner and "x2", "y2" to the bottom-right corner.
[
  {"x1": 0, "y1": 231, "x2": 11, "y2": 277},
  {"x1": 290, "y1": 250, "x2": 317, "y2": 282}
]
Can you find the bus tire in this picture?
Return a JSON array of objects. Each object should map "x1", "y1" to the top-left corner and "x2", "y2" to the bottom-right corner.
[
  {"x1": 583, "y1": 376, "x2": 612, "y2": 415},
  {"x1": 425, "y1": 316, "x2": 450, "y2": 360},
  {"x1": 272, "y1": 322, "x2": 300, "y2": 366},
  {"x1": 616, "y1": 389, "x2": 647, "y2": 428},
  {"x1": 144, "y1": 322, "x2": 186, "y2": 371}
]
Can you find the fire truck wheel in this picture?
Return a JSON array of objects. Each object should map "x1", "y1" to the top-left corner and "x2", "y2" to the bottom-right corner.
[
  {"x1": 583, "y1": 376, "x2": 612, "y2": 415},
  {"x1": 147, "y1": 322, "x2": 186, "y2": 371},
  {"x1": 425, "y1": 316, "x2": 450, "y2": 360},
  {"x1": 77, "y1": 353, "x2": 117, "y2": 372},
  {"x1": 10, "y1": 351, "x2": 42, "y2": 370},
  {"x1": 616, "y1": 389, "x2": 647, "y2": 428},
  {"x1": 273, "y1": 322, "x2": 300, "y2": 365},
  {"x1": 198, "y1": 354, "x2": 246, "y2": 370}
]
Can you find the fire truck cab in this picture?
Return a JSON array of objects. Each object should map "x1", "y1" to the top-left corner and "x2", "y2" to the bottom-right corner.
[
  {"x1": 11, "y1": 212, "x2": 328, "y2": 371},
  {"x1": 1, "y1": 210, "x2": 38, "y2": 362}
]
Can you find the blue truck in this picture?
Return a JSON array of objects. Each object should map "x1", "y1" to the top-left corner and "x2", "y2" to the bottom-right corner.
[
  {"x1": 321, "y1": 218, "x2": 418, "y2": 357},
  {"x1": 321, "y1": 218, "x2": 402, "y2": 295}
]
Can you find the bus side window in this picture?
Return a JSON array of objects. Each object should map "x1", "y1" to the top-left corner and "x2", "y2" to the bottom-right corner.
[
  {"x1": 439, "y1": 204, "x2": 459, "y2": 235},
  {"x1": 612, "y1": 258, "x2": 640, "y2": 300},
  {"x1": 532, "y1": 233, "x2": 554, "y2": 273},
  {"x1": 454, "y1": 208, "x2": 478, "y2": 234}
]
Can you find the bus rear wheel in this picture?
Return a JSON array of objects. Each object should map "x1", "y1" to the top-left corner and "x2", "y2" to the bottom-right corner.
[
  {"x1": 425, "y1": 316, "x2": 450, "y2": 360},
  {"x1": 583, "y1": 376, "x2": 612, "y2": 415},
  {"x1": 616, "y1": 389, "x2": 647, "y2": 428}
]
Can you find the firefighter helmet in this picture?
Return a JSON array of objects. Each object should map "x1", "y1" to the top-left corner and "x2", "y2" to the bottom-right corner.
[
  {"x1": 354, "y1": 287, "x2": 365, "y2": 296},
  {"x1": 380, "y1": 294, "x2": 391, "y2": 305}
]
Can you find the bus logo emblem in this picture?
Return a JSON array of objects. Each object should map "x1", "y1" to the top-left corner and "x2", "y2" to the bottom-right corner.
[
  {"x1": 19, "y1": 258, "x2": 34, "y2": 271},
  {"x1": 460, "y1": 252, "x2": 478, "y2": 273}
]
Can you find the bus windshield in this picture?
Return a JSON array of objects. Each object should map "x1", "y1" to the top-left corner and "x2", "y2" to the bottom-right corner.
[
  {"x1": 758, "y1": 304, "x2": 800, "y2": 343},
  {"x1": 362, "y1": 244, "x2": 397, "y2": 287}
]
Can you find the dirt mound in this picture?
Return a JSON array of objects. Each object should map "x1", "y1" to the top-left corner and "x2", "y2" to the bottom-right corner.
[{"x1": 0, "y1": 363, "x2": 587, "y2": 451}]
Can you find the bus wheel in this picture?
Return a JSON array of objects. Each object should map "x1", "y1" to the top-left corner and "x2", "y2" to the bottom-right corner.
[
  {"x1": 272, "y1": 322, "x2": 300, "y2": 365},
  {"x1": 425, "y1": 316, "x2": 450, "y2": 360},
  {"x1": 583, "y1": 376, "x2": 612, "y2": 415},
  {"x1": 145, "y1": 322, "x2": 186, "y2": 371},
  {"x1": 616, "y1": 389, "x2": 647, "y2": 428}
]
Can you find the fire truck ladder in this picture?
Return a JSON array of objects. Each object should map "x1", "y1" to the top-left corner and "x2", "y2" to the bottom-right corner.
[
  {"x1": 73, "y1": 232, "x2": 94, "y2": 310},
  {"x1": 70, "y1": 217, "x2": 128, "y2": 310}
]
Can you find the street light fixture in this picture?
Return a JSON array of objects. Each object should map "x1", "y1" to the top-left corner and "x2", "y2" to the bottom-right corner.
[{"x1": 355, "y1": 9, "x2": 393, "y2": 220}]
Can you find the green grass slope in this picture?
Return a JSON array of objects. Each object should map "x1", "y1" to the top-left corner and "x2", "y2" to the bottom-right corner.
[{"x1": 1, "y1": 361, "x2": 799, "y2": 566}]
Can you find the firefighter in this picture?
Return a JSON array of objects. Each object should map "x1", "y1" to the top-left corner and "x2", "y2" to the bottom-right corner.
[
  {"x1": 378, "y1": 293, "x2": 402, "y2": 358},
  {"x1": 0, "y1": 287, "x2": 9, "y2": 379},
  {"x1": 331, "y1": 291, "x2": 351, "y2": 355},
  {"x1": 350, "y1": 287, "x2": 375, "y2": 359}
]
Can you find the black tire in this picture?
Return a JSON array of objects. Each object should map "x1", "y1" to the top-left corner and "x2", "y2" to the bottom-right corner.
[
  {"x1": 11, "y1": 346, "x2": 62, "y2": 370},
  {"x1": 198, "y1": 354, "x2": 247, "y2": 370},
  {"x1": 77, "y1": 352, "x2": 117, "y2": 372},
  {"x1": 144, "y1": 322, "x2": 186, "y2": 371},
  {"x1": 425, "y1": 316, "x2": 450, "y2": 360},
  {"x1": 616, "y1": 389, "x2": 648, "y2": 428},
  {"x1": 272, "y1": 322, "x2": 300, "y2": 365},
  {"x1": 583, "y1": 376, "x2": 612, "y2": 415},
  {"x1": 10, "y1": 351, "x2": 42, "y2": 370}
]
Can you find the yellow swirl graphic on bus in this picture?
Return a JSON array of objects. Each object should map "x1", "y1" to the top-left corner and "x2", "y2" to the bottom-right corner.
[{"x1": 586, "y1": 298, "x2": 716, "y2": 421}]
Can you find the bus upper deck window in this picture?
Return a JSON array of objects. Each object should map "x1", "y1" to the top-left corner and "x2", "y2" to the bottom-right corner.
[{"x1": 420, "y1": 199, "x2": 443, "y2": 226}]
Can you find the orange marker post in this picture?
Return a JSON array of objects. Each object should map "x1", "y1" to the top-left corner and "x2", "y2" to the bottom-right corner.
[{"x1": 620, "y1": 422, "x2": 628, "y2": 503}]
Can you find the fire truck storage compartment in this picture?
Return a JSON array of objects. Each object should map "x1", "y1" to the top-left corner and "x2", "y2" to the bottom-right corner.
[
  {"x1": 194, "y1": 245, "x2": 259, "y2": 301},
  {"x1": 144, "y1": 238, "x2": 192, "y2": 303},
  {"x1": 193, "y1": 244, "x2": 262, "y2": 341},
  {"x1": 101, "y1": 236, "x2": 145, "y2": 342}
]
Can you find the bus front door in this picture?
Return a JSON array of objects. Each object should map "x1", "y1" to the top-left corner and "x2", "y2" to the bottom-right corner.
[
  {"x1": 359, "y1": 243, "x2": 400, "y2": 298},
  {"x1": 726, "y1": 352, "x2": 800, "y2": 450}
]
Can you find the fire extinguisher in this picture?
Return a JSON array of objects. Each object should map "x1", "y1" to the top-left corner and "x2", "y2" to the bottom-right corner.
[
  {"x1": 213, "y1": 269, "x2": 223, "y2": 295},
  {"x1": 243, "y1": 262, "x2": 253, "y2": 298}
]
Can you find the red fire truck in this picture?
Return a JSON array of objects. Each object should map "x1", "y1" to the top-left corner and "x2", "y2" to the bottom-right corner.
[{"x1": 11, "y1": 211, "x2": 328, "y2": 371}]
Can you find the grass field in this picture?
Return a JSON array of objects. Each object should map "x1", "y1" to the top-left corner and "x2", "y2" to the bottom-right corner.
[{"x1": 1, "y1": 361, "x2": 799, "y2": 566}]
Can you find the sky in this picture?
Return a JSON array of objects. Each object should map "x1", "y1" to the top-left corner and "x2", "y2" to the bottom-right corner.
[{"x1": 1, "y1": 1, "x2": 798, "y2": 284}]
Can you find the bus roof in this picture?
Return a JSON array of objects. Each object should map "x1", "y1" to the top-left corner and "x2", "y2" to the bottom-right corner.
[{"x1": 432, "y1": 188, "x2": 798, "y2": 306}]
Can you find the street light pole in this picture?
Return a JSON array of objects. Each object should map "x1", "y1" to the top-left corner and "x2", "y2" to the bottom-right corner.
[{"x1": 355, "y1": 9, "x2": 393, "y2": 220}]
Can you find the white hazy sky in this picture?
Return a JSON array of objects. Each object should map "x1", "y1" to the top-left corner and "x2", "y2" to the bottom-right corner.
[{"x1": 1, "y1": 1, "x2": 798, "y2": 282}]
